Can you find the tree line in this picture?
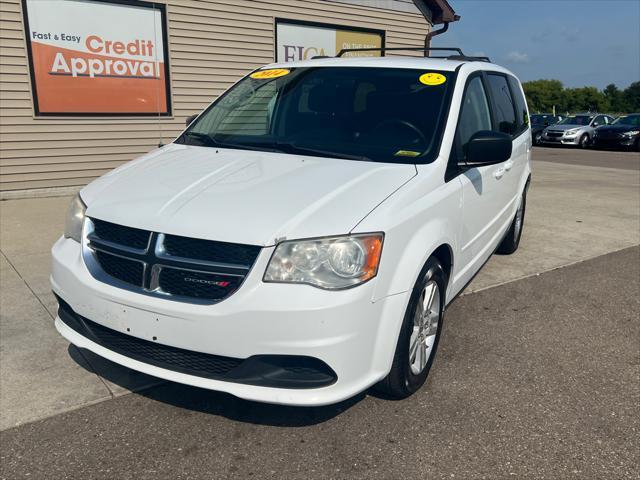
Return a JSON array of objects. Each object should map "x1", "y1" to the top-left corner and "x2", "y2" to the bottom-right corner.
[{"x1": 522, "y1": 80, "x2": 640, "y2": 115}]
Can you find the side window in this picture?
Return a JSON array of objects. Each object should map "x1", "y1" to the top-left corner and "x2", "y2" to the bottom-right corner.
[
  {"x1": 487, "y1": 74, "x2": 517, "y2": 136},
  {"x1": 457, "y1": 76, "x2": 493, "y2": 154},
  {"x1": 593, "y1": 115, "x2": 605, "y2": 127},
  {"x1": 507, "y1": 75, "x2": 529, "y2": 134}
]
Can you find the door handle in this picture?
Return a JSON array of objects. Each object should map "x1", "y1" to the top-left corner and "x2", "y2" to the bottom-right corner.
[
  {"x1": 504, "y1": 160, "x2": 514, "y2": 171},
  {"x1": 493, "y1": 167, "x2": 506, "y2": 179}
]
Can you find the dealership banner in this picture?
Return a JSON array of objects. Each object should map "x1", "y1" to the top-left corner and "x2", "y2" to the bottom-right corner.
[
  {"x1": 276, "y1": 20, "x2": 384, "y2": 62},
  {"x1": 24, "y1": 0, "x2": 170, "y2": 115}
]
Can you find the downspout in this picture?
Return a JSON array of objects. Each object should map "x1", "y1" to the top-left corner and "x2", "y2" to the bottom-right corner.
[{"x1": 423, "y1": 22, "x2": 449, "y2": 57}]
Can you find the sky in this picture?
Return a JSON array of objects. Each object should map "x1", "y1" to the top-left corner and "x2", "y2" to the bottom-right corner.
[{"x1": 430, "y1": 0, "x2": 640, "y2": 90}]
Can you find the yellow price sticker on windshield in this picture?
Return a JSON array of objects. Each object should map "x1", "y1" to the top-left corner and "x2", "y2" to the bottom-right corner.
[
  {"x1": 395, "y1": 150, "x2": 421, "y2": 157},
  {"x1": 419, "y1": 72, "x2": 446, "y2": 86},
  {"x1": 250, "y1": 69, "x2": 290, "y2": 80}
]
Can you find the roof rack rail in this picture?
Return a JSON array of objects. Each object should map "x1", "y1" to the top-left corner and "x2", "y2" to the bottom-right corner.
[{"x1": 335, "y1": 46, "x2": 491, "y2": 62}]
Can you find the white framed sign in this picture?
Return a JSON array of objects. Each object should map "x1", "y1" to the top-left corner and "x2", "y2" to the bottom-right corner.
[{"x1": 23, "y1": 0, "x2": 171, "y2": 115}]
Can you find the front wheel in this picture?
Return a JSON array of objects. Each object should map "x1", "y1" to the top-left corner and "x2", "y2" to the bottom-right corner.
[
  {"x1": 533, "y1": 132, "x2": 542, "y2": 145},
  {"x1": 579, "y1": 133, "x2": 590, "y2": 148},
  {"x1": 374, "y1": 258, "x2": 445, "y2": 399},
  {"x1": 497, "y1": 188, "x2": 527, "y2": 254}
]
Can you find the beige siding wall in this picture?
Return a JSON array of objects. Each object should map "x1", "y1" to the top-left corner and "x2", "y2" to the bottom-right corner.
[{"x1": 0, "y1": 0, "x2": 429, "y2": 192}]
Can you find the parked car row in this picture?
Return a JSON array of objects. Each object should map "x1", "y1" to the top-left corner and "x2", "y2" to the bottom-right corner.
[{"x1": 532, "y1": 113, "x2": 640, "y2": 151}]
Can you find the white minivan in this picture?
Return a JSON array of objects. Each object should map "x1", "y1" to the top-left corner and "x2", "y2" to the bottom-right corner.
[{"x1": 52, "y1": 50, "x2": 531, "y2": 406}]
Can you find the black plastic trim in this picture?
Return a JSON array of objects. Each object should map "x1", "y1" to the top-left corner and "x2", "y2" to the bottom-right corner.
[{"x1": 56, "y1": 296, "x2": 337, "y2": 389}]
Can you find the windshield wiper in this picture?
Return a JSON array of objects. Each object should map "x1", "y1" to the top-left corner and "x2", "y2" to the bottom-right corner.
[
  {"x1": 180, "y1": 134, "x2": 372, "y2": 161},
  {"x1": 182, "y1": 132, "x2": 281, "y2": 153},
  {"x1": 272, "y1": 142, "x2": 372, "y2": 162}
]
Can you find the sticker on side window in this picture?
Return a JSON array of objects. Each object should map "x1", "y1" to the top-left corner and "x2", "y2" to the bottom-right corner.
[
  {"x1": 250, "y1": 69, "x2": 290, "y2": 80},
  {"x1": 419, "y1": 72, "x2": 446, "y2": 86}
]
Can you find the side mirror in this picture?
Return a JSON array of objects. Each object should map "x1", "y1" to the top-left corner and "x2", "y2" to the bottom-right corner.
[
  {"x1": 186, "y1": 114, "x2": 198, "y2": 127},
  {"x1": 592, "y1": 122, "x2": 600, "y2": 127},
  {"x1": 462, "y1": 131, "x2": 512, "y2": 167}
]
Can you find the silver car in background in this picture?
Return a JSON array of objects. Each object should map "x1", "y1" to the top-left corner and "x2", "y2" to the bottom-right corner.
[{"x1": 542, "y1": 113, "x2": 615, "y2": 147}]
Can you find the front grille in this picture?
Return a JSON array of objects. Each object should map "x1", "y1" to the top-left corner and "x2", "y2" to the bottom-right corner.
[
  {"x1": 546, "y1": 131, "x2": 563, "y2": 138},
  {"x1": 597, "y1": 132, "x2": 622, "y2": 139},
  {"x1": 163, "y1": 234, "x2": 261, "y2": 266},
  {"x1": 92, "y1": 219, "x2": 150, "y2": 250},
  {"x1": 158, "y1": 268, "x2": 242, "y2": 300},
  {"x1": 95, "y1": 250, "x2": 144, "y2": 287},
  {"x1": 85, "y1": 218, "x2": 260, "y2": 303}
]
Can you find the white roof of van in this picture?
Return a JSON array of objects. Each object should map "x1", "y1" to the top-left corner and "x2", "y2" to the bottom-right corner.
[{"x1": 266, "y1": 55, "x2": 499, "y2": 72}]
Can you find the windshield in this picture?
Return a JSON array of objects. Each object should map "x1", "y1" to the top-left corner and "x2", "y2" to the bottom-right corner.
[
  {"x1": 612, "y1": 114, "x2": 640, "y2": 126},
  {"x1": 559, "y1": 115, "x2": 592, "y2": 126},
  {"x1": 176, "y1": 67, "x2": 455, "y2": 163},
  {"x1": 531, "y1": 114, "x2": 557, "y2": 125}
]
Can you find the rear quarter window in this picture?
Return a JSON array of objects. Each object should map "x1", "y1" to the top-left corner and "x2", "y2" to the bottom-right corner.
[
  {"x1": 487, "y1": 74, "x2": 518, "y2": 136},
  {"x1": 507, "y1": 76, "x2": 529, "y2": 135}
]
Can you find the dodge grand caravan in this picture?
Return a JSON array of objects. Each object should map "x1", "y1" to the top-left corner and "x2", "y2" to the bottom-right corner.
[{"x1": 52, "y1": 52, "x2": 531, "y2": 406}]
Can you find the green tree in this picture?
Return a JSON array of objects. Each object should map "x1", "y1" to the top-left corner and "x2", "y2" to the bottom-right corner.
[
  {"x1": 522, "y1": 79, "x2": 563, "y2": 112},
  {"x1": 565, "y1": 87, "x2": 607, "y2": 113},
  {"x1": 622, "y1": 81, "x2": 640, "y2": 112},
  {"x1": 603, "y1": 83, "x2": 623, "y2": 112},
  {"x1": 522, "y1": 79, "x2": 639, "y2": 114}
]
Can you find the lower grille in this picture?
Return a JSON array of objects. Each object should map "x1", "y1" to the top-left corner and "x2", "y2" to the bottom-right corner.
[
  {"x1": 56, "y1": 297, "x2": 337, "y2": 389},
  {"x1": 58, "y1": 298, "x2": 242, "y2": 378}
]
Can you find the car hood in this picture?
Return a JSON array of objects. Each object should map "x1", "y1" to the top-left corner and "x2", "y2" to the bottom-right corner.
[
  {"x1": 596, "y1": 125, "x2": 638, "y2": 133},
  {"x1": 81, "y1": 144, "x2": 416, "y2": 246},
  {"x1": 546, "y1": 124, "x2": 589, "y2": 131}
]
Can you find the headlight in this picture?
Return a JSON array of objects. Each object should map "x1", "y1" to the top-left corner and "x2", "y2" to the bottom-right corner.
[
  {"x1": 564, "y1": 128, "x2": 580, "y2": 136},
  {"x1": 264, "y1": 233, "x2": 383, "y2": 289},
  {"x1": 623, "y1": 130, "x2": 639, "y2": 137},
  {"x1": 64, "y1": 194, "x2": 86, "y2": 242}
]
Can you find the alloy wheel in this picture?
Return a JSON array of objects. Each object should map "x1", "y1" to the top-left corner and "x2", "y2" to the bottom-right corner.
[
  {"x1": 514, "y1": 197, "x2": 524, "y2": 239},
  {"x1": 409, "y1": 281, "x2": 440, "y2": 375}
]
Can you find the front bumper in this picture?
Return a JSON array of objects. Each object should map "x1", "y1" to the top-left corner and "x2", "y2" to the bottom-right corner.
[
  {"x1": 51, "y1": 236, "x2": 409, "y2": 406},
  {"x1": 592, "y1": 136, "x2": 637, "y2": 149},
  {"x1": 541, "y1": 134, "x2": 581, "y2": 145}
]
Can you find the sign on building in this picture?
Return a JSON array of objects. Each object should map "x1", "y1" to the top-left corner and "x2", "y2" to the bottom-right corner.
[
  {"x1": 275, "y1": 19, "x2": 385, "y2": 62},
  {"x1": 23, "y1": 0, "x2": 171, "y2": 115}
]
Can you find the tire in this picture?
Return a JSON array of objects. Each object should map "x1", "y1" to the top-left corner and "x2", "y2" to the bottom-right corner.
[
  {"x1": 579, "y1": 133, "x2": 590, "y2": 148},
  {"x1": 497, "y1": 187, "x2": 527, "y2": 255},
  {"x1": 375, "y1": 257, "x2": 445, "y2": 399},
  {"x1": 635, "y1": 138, "x2": 640, "y2": 152},
  {"x1": 533, "y1": 132, "x2": 542, "y2": 145}
]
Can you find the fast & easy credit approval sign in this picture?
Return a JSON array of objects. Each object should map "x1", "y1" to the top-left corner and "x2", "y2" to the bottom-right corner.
[{"x1": 24, "y1": 0, "x2": 170, "y2": 115}]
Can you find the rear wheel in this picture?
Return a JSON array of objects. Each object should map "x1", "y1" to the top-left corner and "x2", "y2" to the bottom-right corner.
[
  {"x1": 497, "y1": 188, "x2": 527, "y2": 255},
  {"x1": 375, "y1": 258, "x2": 445, "y2": 399}
]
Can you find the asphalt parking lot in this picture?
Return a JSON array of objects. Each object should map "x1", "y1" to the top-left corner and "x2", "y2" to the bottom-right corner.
[{"x1": 1, "y1": 146, "x2": 639, "y2": 479}]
